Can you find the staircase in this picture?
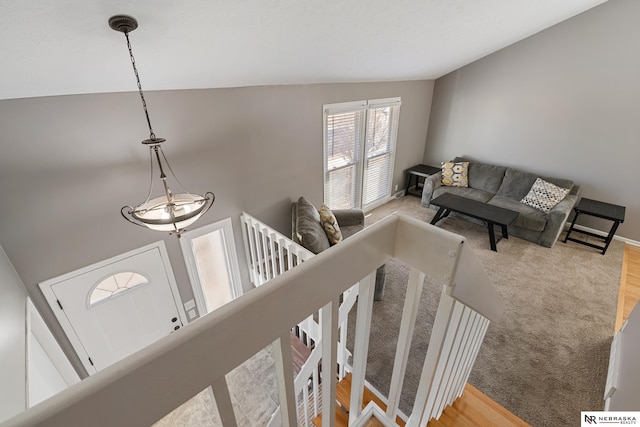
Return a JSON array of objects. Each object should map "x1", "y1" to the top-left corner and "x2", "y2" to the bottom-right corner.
[
  {"x1": 244, "y1": 211, "x2": 511, "y2": 427},
  {"x1": 313, "y1": 373, "x2": 531, "y2": 427}
]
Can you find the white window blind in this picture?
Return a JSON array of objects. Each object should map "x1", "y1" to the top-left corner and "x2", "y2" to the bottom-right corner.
[{"x1": 323, "y1": 98, "x2": 401, "y2": 210}]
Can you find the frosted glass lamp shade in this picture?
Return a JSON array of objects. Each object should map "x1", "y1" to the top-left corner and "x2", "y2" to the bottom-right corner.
[{"x1": 122, "y1": 192, "x2": 215, "y2": 236}]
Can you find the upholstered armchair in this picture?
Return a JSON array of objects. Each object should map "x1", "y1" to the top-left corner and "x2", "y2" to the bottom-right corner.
[{"x1": 291, "y1": 196, "x2": 386, "y2": 300}]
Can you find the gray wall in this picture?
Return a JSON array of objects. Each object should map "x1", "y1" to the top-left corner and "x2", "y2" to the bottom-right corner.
[
  {"x1": 423, "y1": 0, "x2": 640, "y2": 241},
  {"x1": 0, "y1": 245, "x2": 27, "y2": 422},
  {"x1": 0, "y1": 80, "x2": 434, "y2": 374}
]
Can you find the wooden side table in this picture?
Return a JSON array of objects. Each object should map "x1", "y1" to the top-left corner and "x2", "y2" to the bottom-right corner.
[
  {"x1": 563, "y1": 197, "x2": 625, "y2": 255},
  {"x1": 405, "y1": 164, "x2": 440, "y2": 197}
]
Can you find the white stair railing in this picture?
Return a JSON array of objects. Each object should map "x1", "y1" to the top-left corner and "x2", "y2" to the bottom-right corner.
[
  {"x1": 241, "y1": 212, "x2": 314, "y2": 287},
  {"x1": 4, "y1": 213, "x2": 503, "y2": 427},
  {"x1": 241, "y1": 211, "x2": 356, "y2": 426}
]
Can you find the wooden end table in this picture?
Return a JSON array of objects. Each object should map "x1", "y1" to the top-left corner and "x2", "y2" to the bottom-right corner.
[
  {"x1": 405, "y1": 164, "x2": 441, "y2": 197},
  {"x1": 430, "y1": 193, "x2": 519, "y2": 252},
  {"x1": 563, "y1": 197, "x2": 625, "y2": 255}
]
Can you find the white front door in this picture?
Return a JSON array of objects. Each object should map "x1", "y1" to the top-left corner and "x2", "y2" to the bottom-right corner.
[{"x1": 40, "y1": 242, "x2": 186, "y2": 374}]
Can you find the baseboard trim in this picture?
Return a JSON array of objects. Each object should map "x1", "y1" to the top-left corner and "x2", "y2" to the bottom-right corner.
[
  {"x1": 393, "y1": 190, "x2": 406, "y2": 199},
  {"x1": 364, "y1": 196, "x2": 395, "y2": 213},
  {"x1": 571, "y1": 224, "x2": 640, "y2": 247}
]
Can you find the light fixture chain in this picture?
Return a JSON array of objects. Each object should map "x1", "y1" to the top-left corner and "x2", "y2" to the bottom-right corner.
[{"x1": 125, "y1": 31, "x2": 156, "y2": 140}]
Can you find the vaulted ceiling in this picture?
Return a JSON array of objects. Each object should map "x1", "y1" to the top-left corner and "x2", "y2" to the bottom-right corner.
[{"x1": 1, "y1": 0, "x2": 607, "y2": 101}]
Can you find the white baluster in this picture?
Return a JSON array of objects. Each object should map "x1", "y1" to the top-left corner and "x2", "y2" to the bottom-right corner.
[
  {"x1": 245, "y1": 218, "x2": 259, "y2": 285},
  {"x1": 447, "y1": 307, "x2": 479, "y2": 404},
  {"x1": 433, "y1": 301, "x2": 469, "y2": 417},
  {"x1": 449, "y1": 309, "x2": 482, "y2": 402},
  {"x1": 407, "y1": 287, "x2": 456, "y2": 427},
  {"x1": 337, "y1": 314, "x2": 347, "y2": 380},
  {"x1": 320, "y1": 297, "x2": 339, "y2": 427},
  {"x1": 424, "y1": 299, "x2": 465, "y2": 420},
  {"x1": 240, "y1": 215, "x2": 255, "y2": 284},
  {"x1": 259, "y1": 226, "x2": 271, "y2": 281},
  {"x1": 349, "y1": 271, "x2": 376, "y2": 425},
  {"x1": 459, "y1": 317, "x2": 490, "y2": 389},
  {"x1": 287, "y1": 242, "x2": 295, "y2": 270},
  {"x1": 212, "y1": 377, "x2": 238, "y2": 427},
  {"x1": 277, "y1": 237, "x2": 286, "y2": 275},
  {"x1": 269, "y1": 232, "x2": 278, "y2": 278},
  {"x1": 273, "y1": 333, "x2": 298, "y2": 427},
  {"x1": 387, "y1": 268, "x2": 425, "y2": 421},
  {"x1": 302, "y1": 384, "x2": 310, "y2": 426},
  {"x1": 251, "y1": 221, "x2": 264, "y2": 285},
  {"x1": 312, "y1": 364, "x2": 320, "y2": 417}
]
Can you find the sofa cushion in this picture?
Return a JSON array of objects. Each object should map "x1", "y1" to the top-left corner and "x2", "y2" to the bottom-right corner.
[
  {"x1": 340, "y1": 225, "x2": 362, "y2": 240},
  {"x1": 454, "y1": 157, "x2": 508, "y2": 194},
  {"x1": 332, "y1": 209, "x2": 365, "y2": 228},
  {"x1": 318, "y1": 204, "x2": 343, "y2": 245},
  {"x1": 520, "y1": 178, "x2": 570, "y2": 213},
  {"x1": 441, "y1": 161, "x2": 469, "y2": 187},
  {"x1": 295, "y1": 197, "x2": 330, "y2": 254},
  {"x1": 495, "y1": 168, "x2": 540, "y2": 200},
  {"x1": 487, "y1": 195, "x2": 547, "y2": 232},
  {"x1": 433, "y1": 186, "x2": 494, "y2": 203},
  {"x1": 495, "y1": 168, "x2": 575, "y2": 202}
]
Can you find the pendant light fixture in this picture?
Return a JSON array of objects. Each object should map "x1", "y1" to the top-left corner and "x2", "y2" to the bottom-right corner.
[{"x1": 110, "y1": 15, "x2": 214, "y2": 237}]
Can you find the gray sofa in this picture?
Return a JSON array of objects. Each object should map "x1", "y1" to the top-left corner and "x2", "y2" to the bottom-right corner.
[
  {"x1": 292, "y1": 196, "x2": 386, "y2": 300},
  {"x1": 421, "y1": 157, "x2": 580, "y2": 248}
]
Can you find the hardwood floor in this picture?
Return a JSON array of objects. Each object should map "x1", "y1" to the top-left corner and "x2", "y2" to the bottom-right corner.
[{"x1": 615, "y1": 243, "x2": 640, "y2": 332}]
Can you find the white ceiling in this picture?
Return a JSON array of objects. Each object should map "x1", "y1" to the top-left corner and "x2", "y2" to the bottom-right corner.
[{"x1": 1, "y1": 0, "x2": 607, "y2": 101}]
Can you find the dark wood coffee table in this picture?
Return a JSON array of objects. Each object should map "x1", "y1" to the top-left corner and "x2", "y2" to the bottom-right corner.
[{"x1": 430, "y1": 193, "x2": 519, "y2": 252}]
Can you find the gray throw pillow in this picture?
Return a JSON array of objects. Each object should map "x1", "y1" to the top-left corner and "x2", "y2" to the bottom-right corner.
[{"x1": 296, "y1": 197, "x2": 330, "y2": 254}]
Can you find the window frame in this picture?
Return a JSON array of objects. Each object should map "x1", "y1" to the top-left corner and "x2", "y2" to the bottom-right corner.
[{"x1": 323, "y1": 97, "x2": 401, "y2": 211}]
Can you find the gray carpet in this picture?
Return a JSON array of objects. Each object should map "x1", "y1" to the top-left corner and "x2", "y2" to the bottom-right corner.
[{"x1": 347, "y1": 196, "x2": 623, "y2": 427}]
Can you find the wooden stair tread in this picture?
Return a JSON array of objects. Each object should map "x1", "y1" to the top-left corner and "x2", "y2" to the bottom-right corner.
[
  {"x1": 313, "y1": 375, "x2": 530, "y2": 427},
  {"x1": 290, "y1": 331, "x2": 312, "y2": 376},
  {"x1": 449, "y1": 384, "x2": 531, "y2": 427},
  {"x1": 312, "y1": 404, "x2": 349, "y2": 427},
  {"x1": 337, "y1": 373, "x2": 406, "y2": 426},
  {"x1": 361, "y1": 417, "x2": 388, "y2": 427},
  {"x1": 438, "y1": 405, "x2": 476, "y2": 427},
  {"x1": 430, "y1": 410, "x2": 458, "y2": 427},
  {"x1": 312, "y1": 373, "x2": 405, "y2": 427}
]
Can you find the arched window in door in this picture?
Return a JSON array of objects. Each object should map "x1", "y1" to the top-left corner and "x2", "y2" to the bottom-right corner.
[{"x1": 89, "y1": 272, "x2": 148, "y2": 306}]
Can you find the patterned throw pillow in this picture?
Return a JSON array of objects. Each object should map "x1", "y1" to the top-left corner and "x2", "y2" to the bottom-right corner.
[
  {"x1": 441, "y1": 161, "x2": 469, "y2": 187},
  {"x1": 520, "y1": 178, "x2": 570, "y2": 213},
  {"x1": 318, "y1": 204, "x2": 343, "y2": 245}
]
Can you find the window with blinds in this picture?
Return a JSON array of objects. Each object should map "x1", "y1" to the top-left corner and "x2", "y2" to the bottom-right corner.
[{"x1": 323, "y1": 98, "x2": 401, "y2": 210}]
